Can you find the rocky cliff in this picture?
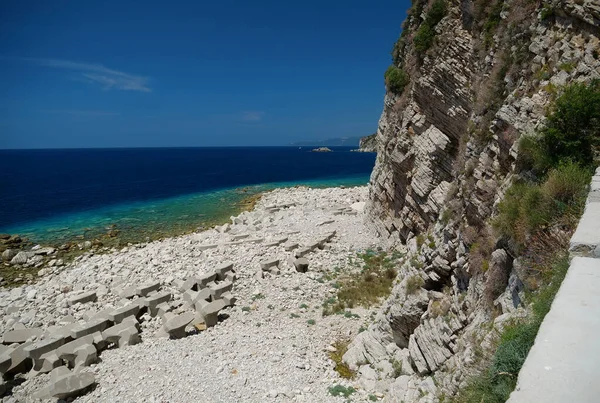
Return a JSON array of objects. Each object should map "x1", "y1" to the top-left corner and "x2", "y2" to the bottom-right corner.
[
  {"x1": 344, "y1": 0, "x2": 600, "y2": 401},
  {"x1": 358, "y1": 133, "x2": 378, "y2": 152}
]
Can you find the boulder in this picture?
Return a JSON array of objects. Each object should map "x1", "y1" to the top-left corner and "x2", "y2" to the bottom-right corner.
[
  {"x1": 1, "y1": 249, "x2": 18, "y2": 262},
  {"x1": 260, "y1": 258, "x2": 279, "y2": 271},
  {"x1": 10, "y1": 251, "x2": 29, "y2": 265}
]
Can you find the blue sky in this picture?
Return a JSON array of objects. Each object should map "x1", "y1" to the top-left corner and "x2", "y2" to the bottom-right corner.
[{"x1": 0, "y1": 0, "x2": 410, "y2": 148}]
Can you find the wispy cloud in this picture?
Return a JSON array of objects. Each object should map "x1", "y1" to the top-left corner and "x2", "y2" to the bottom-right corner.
[
  {"x1": 5, "y1": 57, "x2": 152, "y2": 92},
  {"x1": 43, "y1": 109, "x2": 120, "y2": 116},
  {"x1": 240, "y1": 111, "x2": 265, "y2": 122}
]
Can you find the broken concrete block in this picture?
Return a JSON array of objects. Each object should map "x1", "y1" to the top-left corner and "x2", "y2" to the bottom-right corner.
[
  {"x1": 196, "y1": 287, "x2": 212, "y2": 302},
  {"x1": 5, "y1": 341, "x2": 32, "y2": 375},
  {"x1": 197, "y1": 272, "x2": 217, "y2": 287},
  {"x1": 269, "y1": 267, "x2": 280, "y2": 275},
  {"x1": 198, "y1": 243, "x2": 218, "y2": 251},
  {"x1": 155, "y1": 303, "x2": 174, "y2": 320},
  {"x1": 70, "y1": 318, "x2": 111, "y2": 339},
  {"x1": 294, "y1": 258, "x2": 309, "y2": 273},
  {"x1": 108, "y1": 303, "x2": 141, "y2": 324},
  {"x1": 306, "y1": 240, "x2": 322, "y2": 251},
  {"x1": 102, "y1": 318, "x2": 140, "y2": 348},
  {"x1": 260, "y1": 258, "x2": 279, "y2": 271},
  {"x1": 209, "y1": 280, "x2": 233, "y2": 299},
  {"x1": 144, "y1": 292, "x2": 172, "y2": 316},
  {"x1": 0, "y1": 353, "x2": 11, "y2": 374},
  {"x1": 221, "y1": 292, "x2": 237, "y2": 307},
  {"x1": 50, "y1": 370, "x2": 96, "y2": 399},
  {"x1": 295, "y1": 247, "x2": 310, "y2": 258},
  {"x1": 163, "y1": 312, "x2": 195, "y2": 339},
  {"x1": 225, "y1": 272, "x2": 237, "y2": 282},
  {"x1": 214, "y1": 261, "x2": 234, "y2": 280},
  {"x1": 2, "y1": 328, "x2": 43, "y2": 344},
  {"x1": 136, "y1": 281, "x2": 161, "y2": 296},
  {"x1": 183, "y1": 289, "x2": 198, "y2": 303},
  {"x1": 197, "y1": 299, "x2": 227, "y2": 328},
  {"x1": 73, "y1": 344, "x2": 97, "y2": 368},
  {"x1": 284, "y1": 242, "x2": 299, "y2": 251},
  {"x1": 179, "y1": 277, "x2": 198, "y2": 293},
  {"x1": 25, "y1": 337, "x2": 66, "y2": 360},
  {"x1": 317, "y1": 219, "x2": 334, "y2": 226},
  {"x1": 68, "y1": 291, "x2": 97, "y2": 306},
  {"x1": 57, "y1": 334, "x2": 101, "y2": 368},
  {"x1": 31, "y1": 351, "x2": 62, "y2": 374},
  {"x1": 119, "y1": 286, "x2": 138, "y2": 299},
  {"x1": 44, "y1": 324, "x2": 77, "y2": 340}
]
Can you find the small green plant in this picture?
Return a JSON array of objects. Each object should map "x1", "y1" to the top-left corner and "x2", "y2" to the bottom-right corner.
[
  {"x1": 384, "y1": 65, "x2": 409, "y2": 94},
  {"x1": 392, "y1": 358, "x2": 403, "y2": 378},
  {"x1": 343, "y1": 311, "x2": 360, "y2": 319},
  {"x1": 358, "y1": 326, "x2": 367, "y2": 333},
  {"x1": 290, "y1": 313, "x2": 300, "y2": 318},
  {"x1": 369, "y1": 394, "x2": 378, "y2": 401},
  {"x1": 558, "y1": 62, "x2": 575, "y2": 73},
  {"x1": 241, "y1": 306, "x2": 251, "y2": 312},
  {"x1": 405, "y1": 275, "x2": 425, "y2": 295},
  {"x1": 540, "y1": 5, "x2": 555, "y2": 21},
  {"x1": 307, "y1": 319, "x2": 316, "y2": 325},
  {"x1": 416, "y1": 234, "x2": 425, "y2": 249},
  {"x1": 327, "y1": 384, "x2": 356, "y2": 398},
  {"x1": 251, "y1": 293, "x2": 265, "y2": 301},
  {"x1": 300, "y1": 303, "x2": 309, "y2": 309}
]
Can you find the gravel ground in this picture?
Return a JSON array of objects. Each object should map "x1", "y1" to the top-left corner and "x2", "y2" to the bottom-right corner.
[{"x1": 2, "y1": 186, "x2": 386, "y2": 402}]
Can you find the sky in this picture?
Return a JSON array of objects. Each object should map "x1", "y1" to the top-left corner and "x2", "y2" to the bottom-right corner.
[{"x1": 0, "y1": 0, "x2": 411, "y2": 148}]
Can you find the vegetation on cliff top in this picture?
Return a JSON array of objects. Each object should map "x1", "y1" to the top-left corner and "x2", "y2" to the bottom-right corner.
[{"x1": 413, "y1": 0, "x2": 447, "y2": 54}]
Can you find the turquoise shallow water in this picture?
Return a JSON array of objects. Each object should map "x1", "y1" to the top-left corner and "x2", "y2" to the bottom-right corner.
[{"x1": 3, "y1": 174, "x2": 371, "y2": 245}]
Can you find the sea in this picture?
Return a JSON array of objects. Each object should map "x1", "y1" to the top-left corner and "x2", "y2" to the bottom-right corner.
[{"x1": 0, "y1": 147, "x2": 376, "y2": 245}]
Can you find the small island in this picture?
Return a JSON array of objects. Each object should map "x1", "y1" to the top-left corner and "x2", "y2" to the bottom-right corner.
[{"x1": 311, "y1": 147, "x2": 332, "y2": 152}]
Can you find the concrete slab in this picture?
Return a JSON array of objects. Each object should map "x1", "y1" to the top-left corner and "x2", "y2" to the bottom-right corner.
[
  {"x1": 2, "y1": 328, "x2": 43, "y2": 344},
  {"x1": 209, "y1": 281, "x2": 233, "y2": 299},
  {"x1": 260, "y1": 258, "x2": 279, "y2": 271},
  {"x1": 570, "y1": 201, "x2": 600, "y2": 255},
  {"x1": 508, "y1": 257, "x2": 600, "y2": 403},
  {"x1": 68, "y1": 291, "x2": 97, "y2": 306},
  {"x1": 136, "y1": 281, "x2": 161, "y2": 297},
  {"x1": 197, "y1": 272, "x2": 217, "y2": 287},
  {"x1": 70, "y1": 318, "x2": 111, "y2": 339},
  {"x1": 108, "y1": 303, "x2": 141, "y2": 324}
]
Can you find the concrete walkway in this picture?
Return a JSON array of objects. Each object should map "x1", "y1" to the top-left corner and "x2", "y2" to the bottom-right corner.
[
  {"x1": 507, "y1": 257, "x2": 600, "y2": 403},
  {"x1": 508, "y1": 167, "x2": 600, "y2": 403}
]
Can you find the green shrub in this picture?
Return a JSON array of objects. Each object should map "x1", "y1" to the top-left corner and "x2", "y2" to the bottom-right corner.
[
  {"x1": 414, "y1": 23, "x2": 436, "y2": 53},
  {"x1": 332, "y1": 251, "x2": 400, "y2": 310},
  {"x1": 413, "y1": 0, "x2": 447, "y2": 54},
  {"x1": 406, "y1": 275, "x2": 424, "y2": 295},
  {"x1": 541, "y1": 80, "x2": 600, "y2": 168},
  {"x1": 328, "y1": 384, "x2": 356, "y2": 398},
  {"x1": 494, "y1": 162, "x2": 590, "y2": 248},
  {"x1": 540, "y1": 6, "x2": 555, "y2": 21},
  {"x1": 384, "y1": 65, "x2": 410, "y2": 94}
]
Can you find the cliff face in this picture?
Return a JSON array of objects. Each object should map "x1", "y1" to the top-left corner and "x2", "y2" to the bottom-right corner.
[{"x1": 345, "y1": 0, "x2": 600, "y2": 401}]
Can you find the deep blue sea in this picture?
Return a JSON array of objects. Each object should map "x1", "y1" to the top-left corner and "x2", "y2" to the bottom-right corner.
[{"x1": 0, "y1": 147, "x2": 375, "y2": 245}]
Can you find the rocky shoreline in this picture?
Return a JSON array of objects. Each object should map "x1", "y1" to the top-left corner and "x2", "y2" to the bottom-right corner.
[{"x1": 0, "y1": 185, "x2": 396, "y2": 402}]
